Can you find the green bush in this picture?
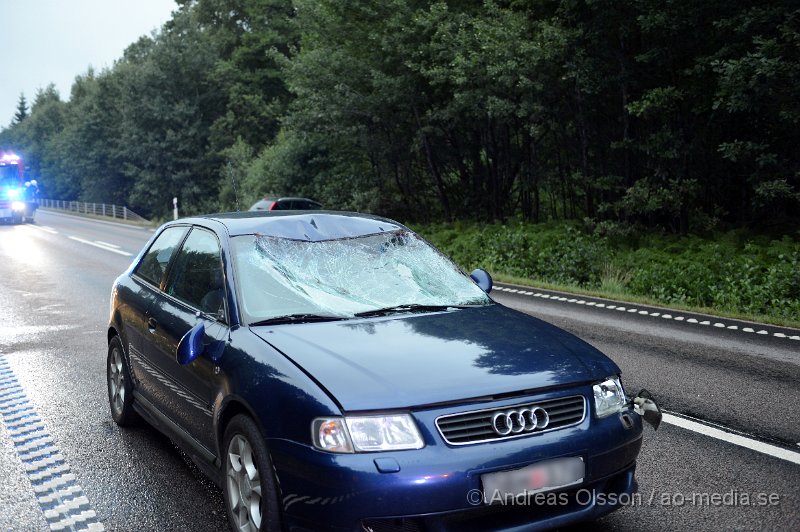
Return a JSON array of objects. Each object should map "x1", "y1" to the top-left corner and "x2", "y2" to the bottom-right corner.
[
  {"x1": 417, "y1": 222, "x2": 610, "y2": 287},
  {"x1": 415, "y1": 222, "x2": 800, "y2": 323}
]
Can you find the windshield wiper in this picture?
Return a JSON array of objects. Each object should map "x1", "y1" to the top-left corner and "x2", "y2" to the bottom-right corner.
[
  {"x1": 354, "y1": 304, "x2": 463, "y2": 318},
  {"x1": 249, "y1": 313, "x2": 348, "y2": 326}
]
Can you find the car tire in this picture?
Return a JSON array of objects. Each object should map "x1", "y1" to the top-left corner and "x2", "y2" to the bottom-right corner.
[
  {"x1": 107, "y1": 336, "x2": 138, "y2": 426},
  {"x1": 223, "y1": 415, "x2": 281, "y2": 532}
]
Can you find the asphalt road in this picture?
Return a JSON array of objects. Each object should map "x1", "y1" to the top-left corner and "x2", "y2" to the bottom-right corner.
[{"x1": 0, "y1": 210, "x2": 797, "y2": 531}]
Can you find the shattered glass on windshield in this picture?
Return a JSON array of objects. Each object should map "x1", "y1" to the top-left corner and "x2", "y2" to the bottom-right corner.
[{"x1": 232, "y1": 229, "x2": 491, "y2": 322}]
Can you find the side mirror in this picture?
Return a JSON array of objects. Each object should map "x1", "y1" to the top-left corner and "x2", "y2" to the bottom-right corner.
[
  {"x1": 177, "y1": 323, "x2": 205, "y2": 365},
  {"x1": 470, "y1": 268, "x2": 493, "y2": 293}
]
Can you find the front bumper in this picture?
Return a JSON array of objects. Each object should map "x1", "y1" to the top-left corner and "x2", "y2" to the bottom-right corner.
[
  {"x1": 269, "y1": 390, "x2": 643, "y2": 531},
  {"x1": 0, "y1": 206, "x2": 23, "y2": 221}
]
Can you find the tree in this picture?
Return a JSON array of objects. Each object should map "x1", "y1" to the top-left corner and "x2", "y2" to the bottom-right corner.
[{"x1": 13, "y1": 93, "x2": 28, "y2": 124}]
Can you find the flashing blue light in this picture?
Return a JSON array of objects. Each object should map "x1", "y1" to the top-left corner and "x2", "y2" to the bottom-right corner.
[{"x1": 6, "y1": 188, "x2": 20, "y2": 199}]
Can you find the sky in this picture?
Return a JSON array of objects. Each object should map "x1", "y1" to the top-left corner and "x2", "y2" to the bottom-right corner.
[{"x1": 0, "y1": 0, "x2": 178, "y2": 127}]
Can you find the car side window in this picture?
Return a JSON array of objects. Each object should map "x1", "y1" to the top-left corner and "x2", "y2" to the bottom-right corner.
[
  {"x1": 165, "y1": 228, "x2": 226, "y2": 320},
  {"x1": 134, "y1": 226, "x2": 188, "y2": 287}
]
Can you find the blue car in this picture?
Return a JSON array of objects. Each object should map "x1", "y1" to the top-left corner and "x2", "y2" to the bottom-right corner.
[{"x1": 106, "y1": 211, "x2": 658, "y2": 531}]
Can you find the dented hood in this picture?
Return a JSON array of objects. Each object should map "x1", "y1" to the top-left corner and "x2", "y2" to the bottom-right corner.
[{"x1": 251, "y1": 304, "x2": 618, "y2": 411}]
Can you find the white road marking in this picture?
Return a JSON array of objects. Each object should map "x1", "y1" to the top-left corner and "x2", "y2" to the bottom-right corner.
[
  {"x1": 494, "y1": 283, "x2": 799, "y2": 343},
  {"x1": 44, "y1": 495, "x2": 91, "y2": 519},
  {"x1": 67, "y1": 236, "x2": 132, "y2": 256},
  {"x1": 24, "y1": 225, "x2": 59, "y2": 234},
  {"x1": 0, "y1": 357, "x2": 104, "y2": 530},
  {"x1": 38, "y1": 485, "x2": 82, "y2": 504},
  {"x1": 663, "y1": 413, "x2": 800, "y2": 466},
  {"x1": 94, "y1": 241, "x2": 120, "y2": 249}
]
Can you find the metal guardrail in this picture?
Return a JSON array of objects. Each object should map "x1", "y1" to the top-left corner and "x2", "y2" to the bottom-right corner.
[{"x1": 38, "y1": 199, "x2": 150, "y2": 224}]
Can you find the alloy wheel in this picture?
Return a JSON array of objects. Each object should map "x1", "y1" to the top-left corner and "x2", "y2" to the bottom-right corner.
[
  {"x1": 227, "y1": 434, "x2": 263, "y2": 531},
  {"x1": 109, "y1": 346, "x2": 125, "y2": 415}
]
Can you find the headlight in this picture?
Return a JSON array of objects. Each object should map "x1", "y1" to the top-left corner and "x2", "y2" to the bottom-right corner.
[
  {"x1": 593, "y1": 376, "x2": 627, "y2": 418},
  {"x1": 312, "y1": 414, "x2": 424, "y2": 453},
  {"x1": 11, "y1": 201, "x2": 25, "y2": 211}
]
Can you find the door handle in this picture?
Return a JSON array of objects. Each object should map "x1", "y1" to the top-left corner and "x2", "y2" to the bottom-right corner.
[{"x1": 147, "y1": 317, "x2": 158, "y2": 333}]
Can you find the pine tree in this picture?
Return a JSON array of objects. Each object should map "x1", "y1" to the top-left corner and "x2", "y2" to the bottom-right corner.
[{"x1": 13, "y1": 93, "x2": 28, "y2": 124}]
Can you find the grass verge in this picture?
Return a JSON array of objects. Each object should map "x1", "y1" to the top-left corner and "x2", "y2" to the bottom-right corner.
[{"x1": 412, "y1": 220, "x2": 800, "y2": 330}]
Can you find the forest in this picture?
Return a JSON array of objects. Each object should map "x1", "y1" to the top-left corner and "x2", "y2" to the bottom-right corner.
[{"x1": 1, "y1": 0, "x2": 798, "y2": 233}]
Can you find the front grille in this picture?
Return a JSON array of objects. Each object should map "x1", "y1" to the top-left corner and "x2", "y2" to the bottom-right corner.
[
  {"x1": 361, "y1": 518, "x2": 423, "y2": 532},
  {"x1": 436, "y1": 395, "x2": 586, "y2": 445}
]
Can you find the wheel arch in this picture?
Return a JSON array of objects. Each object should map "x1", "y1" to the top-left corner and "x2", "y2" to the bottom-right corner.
[
  {"x1": 214, "y1": 395, "x2": 266, "y2": 464},
  {"x1": 107, "y1": 325, "x2": 119, "y2": 345}
]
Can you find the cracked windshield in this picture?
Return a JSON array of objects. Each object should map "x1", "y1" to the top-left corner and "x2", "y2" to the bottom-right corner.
[{"x1": 233, "y1": 230, "x2": 491, "y2": 321}]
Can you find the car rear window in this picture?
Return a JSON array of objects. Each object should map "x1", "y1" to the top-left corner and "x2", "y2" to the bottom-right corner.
[
  {"x1": 293, "y1": 200, "x2": 322, "y2": 209},
  {"x1": 249, "y1": 199, "x2": 274, "y2": 211}
]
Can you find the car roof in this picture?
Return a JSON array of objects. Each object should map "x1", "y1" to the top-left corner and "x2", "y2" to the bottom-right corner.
[
  {"x1": 179, "y1": 211, "x2": 405, "y2": 241},
  {"x1": 257, "y1": 197, "x2": 320, "y2": 203}
]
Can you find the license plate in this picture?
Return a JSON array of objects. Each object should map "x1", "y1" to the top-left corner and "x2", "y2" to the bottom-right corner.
[{"x1": 481, "y1": 457, "x2": 584, "y2": 504}]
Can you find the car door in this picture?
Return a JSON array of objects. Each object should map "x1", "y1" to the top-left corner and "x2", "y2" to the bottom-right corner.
[
  {"x1": 145, "y1": 226, "x2": 229, "y2": 452},
  {"x1": 126, "y1": 225, "x2": 189, "y2": 399}
]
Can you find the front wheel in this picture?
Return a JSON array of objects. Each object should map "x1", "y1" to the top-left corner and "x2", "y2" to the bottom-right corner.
[
  {"x1": 107, "y1": 336, "x2": 138, "y2": 426},
  {"x1": 223, "y1": 415, "x2": 281, "y2": 532}
]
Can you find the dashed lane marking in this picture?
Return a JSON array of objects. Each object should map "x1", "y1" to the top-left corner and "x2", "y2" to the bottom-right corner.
[
  {"x1": 493, "y1": 284, "x2": 799, "y2": 343},
  {"x1": 67, "y1": 236, "x2": 132, "y2": 257},
  {"x1": 93, "y1": 241, "x2": 120, "y2": 249},
  {"x1": 0, "y1": 356, "x2": 104, "y2": 531},
  {"x1": 23, "y1": 225, "x2": 59, "y2": 235}
]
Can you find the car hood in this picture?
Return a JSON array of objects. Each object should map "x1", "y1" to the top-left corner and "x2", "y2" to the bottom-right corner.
[{"x1": 251, "y1": 304, "x2": 619, "y2": 411}]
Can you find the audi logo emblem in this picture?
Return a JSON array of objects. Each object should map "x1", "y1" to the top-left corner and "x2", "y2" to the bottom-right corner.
[{"x1": 491, "y1": 407, "x2": 550, "y2": 436}]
